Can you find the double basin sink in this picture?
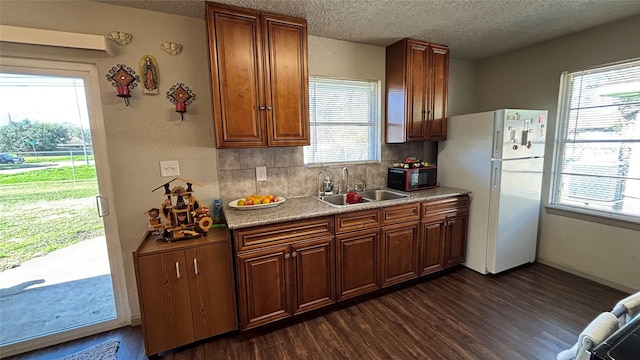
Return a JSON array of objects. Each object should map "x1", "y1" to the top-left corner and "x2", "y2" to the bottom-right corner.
[{"x1": 316, "y1": 189, "x2": 409, "y2": 207}]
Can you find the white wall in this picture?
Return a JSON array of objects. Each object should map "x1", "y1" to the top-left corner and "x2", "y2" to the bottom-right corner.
[{"x1": 476, "y1": 15, "x2": 640, "y2": 292}]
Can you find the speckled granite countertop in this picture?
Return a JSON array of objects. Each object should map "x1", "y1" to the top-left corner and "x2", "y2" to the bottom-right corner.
[{"x1": 222, "y1": 186, "x2": 471, "y2": 230}]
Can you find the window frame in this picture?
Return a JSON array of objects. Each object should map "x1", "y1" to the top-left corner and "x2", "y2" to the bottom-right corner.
[
  {"x1": 547, "y1": 58, "x2": 640, "y2": 228},
  {"x1": 303, "y1": 76, "x2": 381, "y2": 167}
]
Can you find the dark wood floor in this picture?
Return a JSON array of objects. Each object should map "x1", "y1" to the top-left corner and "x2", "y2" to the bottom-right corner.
[{"x1": 7, "y1": 263, "x2": 628, "y2": 360}]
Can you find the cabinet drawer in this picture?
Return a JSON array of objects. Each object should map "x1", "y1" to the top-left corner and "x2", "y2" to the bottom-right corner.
[
  {"x1": 235, "y1": 216, "x2": 333, "y2": 251},
  {"x1": 381, "y1": 203, "x2": 420, "y2": 225},
  {"x1": 421, "y1": 195, "x2": 469, "y2": 218},
  {"x1": 335, "y1": 209, "x2": 380, "y2": 234}
]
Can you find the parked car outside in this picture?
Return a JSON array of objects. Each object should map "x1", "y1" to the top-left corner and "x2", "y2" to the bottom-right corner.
[{"x1": 0, "y1": 153, "x2": 25, "y2": 164}]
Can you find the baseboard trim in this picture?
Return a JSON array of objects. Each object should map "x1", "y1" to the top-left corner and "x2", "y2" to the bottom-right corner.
[
  {"x1": 130, "y1": 316, "x2": 142, "y2": 326},
  {"x1": 537, "y1": 258, "x2": 636, "y2": 294}
]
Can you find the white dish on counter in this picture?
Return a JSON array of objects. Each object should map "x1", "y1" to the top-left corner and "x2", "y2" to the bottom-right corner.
[{"x1": 228, "y1": 197, "x2": 286, "y2": 210}]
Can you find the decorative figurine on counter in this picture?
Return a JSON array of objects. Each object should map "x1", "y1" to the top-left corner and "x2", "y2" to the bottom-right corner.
[
  {"x1": 148, "y1": 177, "x2": 213, "y2": 241},
  {"x1": 145, "y1": 208, "x2": 161, "y2": 228}
]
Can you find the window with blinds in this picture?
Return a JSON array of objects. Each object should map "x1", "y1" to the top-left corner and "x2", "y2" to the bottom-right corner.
[
  {"x1": 551, "y1": 59, "x2": 640, "y2": 222},
  {"x1": 304, "y1": 77, "x2": 380, "y2": 165}
]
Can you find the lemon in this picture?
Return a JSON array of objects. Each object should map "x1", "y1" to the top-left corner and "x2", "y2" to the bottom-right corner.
[
  {"x1": 237, "y1": 199, "x2": 245, "y2": 206},
  {"x1": 262, "y1": 198, "x2": 271, "y2": 204}
]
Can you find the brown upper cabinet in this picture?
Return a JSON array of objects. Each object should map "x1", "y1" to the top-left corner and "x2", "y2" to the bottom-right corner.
[
  {"x1": 206, "y1": 2, "x2": 310, "y2": 148},
  {"x1": 385, "y1": 38, "x2": 449, "y2": 143}
]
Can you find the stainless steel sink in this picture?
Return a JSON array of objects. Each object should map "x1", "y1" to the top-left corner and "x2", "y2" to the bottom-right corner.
[
  {"x1": 315, "y1": 189, "x2": 408, "y2": 207},
  {"x1": 357, "y1": 189, "x2": 409, "y2": 201},
  {"x1": 315, "y1": 194, "x2": 372, "y2": 207}
]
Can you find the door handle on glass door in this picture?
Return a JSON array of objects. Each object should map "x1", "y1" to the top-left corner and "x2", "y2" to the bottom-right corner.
[{"x1": 95, "y1": 196, "x2": 109, "y2": 217}]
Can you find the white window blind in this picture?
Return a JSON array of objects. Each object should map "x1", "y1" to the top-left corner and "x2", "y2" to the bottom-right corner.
[
  {"x1": 551, "y1": 59, "x2": 640, "y2": 222},
  {"x1": 304, "y1": 77, "x2": 380, "y2": 165}
]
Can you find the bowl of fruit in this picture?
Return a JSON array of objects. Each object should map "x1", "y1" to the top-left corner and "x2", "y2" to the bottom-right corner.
[{"x1": 229, "y1": 194, "x2": 285, "y2": 210}]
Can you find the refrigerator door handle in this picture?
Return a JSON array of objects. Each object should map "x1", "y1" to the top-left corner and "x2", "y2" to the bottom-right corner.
[
  {"x1": 495, "y1": 130, "x2": 501, "y2": 155},
  {"x1": 492, "y1": 162, "x2": 501, "y2": 189}
]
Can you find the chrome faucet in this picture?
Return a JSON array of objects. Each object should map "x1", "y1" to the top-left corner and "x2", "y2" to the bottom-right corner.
[{"x1": 341, "y1": 167, "x2": 349, "y2": 194}]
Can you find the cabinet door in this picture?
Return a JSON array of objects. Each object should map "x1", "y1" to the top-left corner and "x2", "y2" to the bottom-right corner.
[
  {"x1": 380, "y1": 221, "x2": 420, "y2": 287},
  {"x1": 290, "y1": 237, "x2": 335, "y2": 314},
  {"x1": 406, "y1": 41, "x2": 429, "y2": 141},
  {"x1": 420, "y1": 220, "x2": 445, "y2": 276},
  {"x1": 426, "y1": 44, "x2": 449, "y2": 141},
  {"x1": 263, "y1": 15, "x2": 309, "y2": 146},
  {"x1": 186, "y1": 243, "x2": 238, "y2": 341},
  {"x1": 443, "y1": 212, "x2": 468, "y2": 268},
  {"x1": 336, "y1": 229, "x2": 380, "y2": 301},
  {"x1": 208, "y1": 6, "x2": 267, "y2": 147},
  {"x1": 237, "y1": 245, "x2": 291, "y2": 330},
  {"x1": 136, "y1": 251, "x2": 194, "y2": 355}
]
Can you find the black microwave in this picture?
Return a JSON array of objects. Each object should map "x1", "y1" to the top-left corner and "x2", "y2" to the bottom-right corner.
[{"x1": 388, "y1": 166, "x2": 438, "y2": 191}]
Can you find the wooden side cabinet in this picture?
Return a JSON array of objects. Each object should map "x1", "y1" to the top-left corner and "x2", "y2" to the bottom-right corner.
[
  {"x1": 206, "y1": 2, "x2": 309, "y2": 148},
  {"x1": 385, "y1": 38, "x2": 449, "y2": 143},
  {"x1": 133, "y1": 229, "x2": 238, "y2": 356}
]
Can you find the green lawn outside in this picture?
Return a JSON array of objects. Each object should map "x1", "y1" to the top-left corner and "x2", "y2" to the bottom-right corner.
[
  {"x1": 0, "y1": 165, "x2": 97, "y2": 184},
  {"x1": 23, "y1": 155, "x2": 94, "y2": 163},
  {"x1": 0, "y1": 155, "x2": 93, "y2": 171},
  {"x1": 0, "y1": 165, "x2": 102, "y2": 271}
]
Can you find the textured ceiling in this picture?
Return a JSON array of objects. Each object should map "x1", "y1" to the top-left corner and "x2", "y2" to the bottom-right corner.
[{"x1": 92, "y1": 0, "x2": 640, "y2": 60}]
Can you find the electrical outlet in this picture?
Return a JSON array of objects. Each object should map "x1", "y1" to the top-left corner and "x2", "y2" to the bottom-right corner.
[
  {"x1": 256, "y1": 166, "x2": 267, "y2": 181},
  {"x1": 160, "y1": 160, "x2": 180, "y2": 177}
]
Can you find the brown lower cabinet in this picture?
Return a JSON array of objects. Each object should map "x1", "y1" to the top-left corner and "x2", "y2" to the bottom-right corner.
[
  {"x1": 420, "y1": 195, "x2": 469, "y2": 275},
  {"x1": 380, "y1": 203, "x2": 421, "y2": 287},
  {"x1": 133, "y1": 229, "x2": 238, "y2": 356},
  {"x1": 232, "y1": 195, "x2": 469, "y2": 331},
  {"x1": 236, "y1": 236, "x2": 335, "y2": 330},
  {"x1": 336, "y1": 228, "x2": 380, "y2": 300},
  {"x1": 380, "y1": 220, "x2": 420, "y2": 287},
  {"x1": 233, "y1": 217, "x2": 335, "y2": 330}
]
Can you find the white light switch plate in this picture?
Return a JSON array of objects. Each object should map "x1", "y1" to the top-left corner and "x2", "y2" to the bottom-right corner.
[
  {"x1": 256, "y1": 166, "x2": 267, "y2": 181},
  {"x1": 160, "y1": 160, "x2": 180, "y2": 177}
]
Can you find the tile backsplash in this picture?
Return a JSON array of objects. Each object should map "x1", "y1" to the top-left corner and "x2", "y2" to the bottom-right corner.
[{"x1": 217, "y1": 142, "x2": 437, "y2": 201}]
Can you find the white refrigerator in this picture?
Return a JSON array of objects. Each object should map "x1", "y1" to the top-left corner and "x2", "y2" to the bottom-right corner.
[{"x1": 437, "y1": 109, "x2": 548, "y2": 274}]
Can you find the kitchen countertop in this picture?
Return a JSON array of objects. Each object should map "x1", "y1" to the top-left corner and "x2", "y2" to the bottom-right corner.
[{"x1": 222, "y1": 186, "x2": 471, "y2": 230}]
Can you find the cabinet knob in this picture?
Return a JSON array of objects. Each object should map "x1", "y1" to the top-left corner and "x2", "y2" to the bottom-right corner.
[
  {"x1": 291, "y1": 251, "x2": 297, "y2": 257},
  {"x1": 259, "y1": 105, "x2": 266, "y2": 110},
  {"x1": 284, "y1": 253, "x2": 290, "y2": 259},
  {"x1": 266, "y1": 105, "x2": 273, "y2": 110}
]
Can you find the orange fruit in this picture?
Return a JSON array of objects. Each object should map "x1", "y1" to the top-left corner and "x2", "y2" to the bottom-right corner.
[
  {"x1": 262, "y1": 198, "x2": 271, "y2": 204},
  {"x1": 237, "y1": 199, "x2": 245, "y2": 206}
]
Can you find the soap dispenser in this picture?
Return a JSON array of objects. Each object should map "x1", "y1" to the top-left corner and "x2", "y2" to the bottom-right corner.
[{"x1": 323, "y1": 178, "x2": 334, "y2": 195}]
